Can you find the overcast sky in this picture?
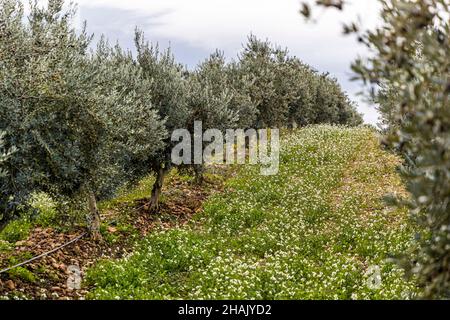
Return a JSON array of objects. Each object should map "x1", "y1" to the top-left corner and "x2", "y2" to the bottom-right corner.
[{"x1": 72, "y1": 0, "x2": 382, "y2": 124}]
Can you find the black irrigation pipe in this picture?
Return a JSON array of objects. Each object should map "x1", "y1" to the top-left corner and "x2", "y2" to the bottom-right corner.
[{"x1": 0, "y1": 232, "x2": 87, "y2": 275}]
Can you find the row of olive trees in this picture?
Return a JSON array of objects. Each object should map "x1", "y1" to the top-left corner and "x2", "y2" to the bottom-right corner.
[
  {"x1": 0, "y1": 0, "x2": 166, "y2": 238},
  {"x1": 124, "y1": 30, "x2": 363, "y2": 212},
  {"x1": 0, "y1": 0, "x2": 361, "y2": 238},
  {"x1": 301, "y1": 0, "x2": 450, "y2": 299},
  {"x1": 231, "y1": 35, "x2": 362, "y2": 128}
]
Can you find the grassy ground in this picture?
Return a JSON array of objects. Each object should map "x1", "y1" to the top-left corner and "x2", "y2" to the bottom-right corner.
[
  {"x1": 0, "y1": 166, "x2": 232, "y2": 299},
  {"x1": 85, "y1": 126, "x2": 418, "y2": 300}
]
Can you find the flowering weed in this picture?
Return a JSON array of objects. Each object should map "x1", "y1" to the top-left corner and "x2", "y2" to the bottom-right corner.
[{"x1": 86, "y1": 126, "x2": 417, "y2": 299}]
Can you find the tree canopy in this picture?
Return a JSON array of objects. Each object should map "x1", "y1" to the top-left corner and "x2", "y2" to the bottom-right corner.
[{"x1": 0, "y1": 0, "x2": 362, "y2": 236}]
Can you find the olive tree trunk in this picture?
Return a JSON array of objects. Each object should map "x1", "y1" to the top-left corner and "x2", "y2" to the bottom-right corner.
[
  {"x1": 149, "y1": 165, "x2": 169, "y2": 212},
  {"x1": 193, "y1": 164, "x2": 205, "y2": 185},
  {"x1": 88, "y1": 191, "x2": 102, "y2": 241}
]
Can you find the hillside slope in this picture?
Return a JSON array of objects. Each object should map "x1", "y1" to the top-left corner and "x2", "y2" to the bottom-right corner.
[{"x1": 86, "y1": 126, "x2": 418, "y2": 299}]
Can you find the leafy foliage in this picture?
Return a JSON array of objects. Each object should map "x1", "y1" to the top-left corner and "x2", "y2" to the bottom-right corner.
[
  {"x1": 0, "y1": 1, "x2": 165, "y2": 226},
  {"x1": 301, "y1": 0, "x2": 450, "y2": 298},
  {"x1": 91, "y1": 37, "x2": 167, "y2": 199},
  {"x1": 0, "y1": 0, "x2": 362, "y2": 234},
  {"x1": 0, "y1": 0, "x2": 102, "y2": 220},
  {"x1": 86, "y1": 127, "x2": 416, "y2": 299},
  {"x1": 0, "y1": 217, "x2": 32, "y2": 243},
  {"x1": 234, "y1": 35, "x2": 362, "y2": 128},
  {"x1": 134, "y1": 30, "x2": 190, "y2": 208},
  {"x1": 188, "y1": 51, "x2": 239, "y2": 132},
  {"x1": 135, "y1": 30, "x2": 190, "y2": 136}
]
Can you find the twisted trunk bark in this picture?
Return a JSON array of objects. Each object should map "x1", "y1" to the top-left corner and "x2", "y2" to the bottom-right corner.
[
  {"x1": 149, "y1": 165, "x2": 169, "y2": 212},
  {"x1": 194, "y1": 164, "x2": 205, "y2": 185},
  {"x1": 88, "y1": 191, "x2": 101, "y2": 241}
]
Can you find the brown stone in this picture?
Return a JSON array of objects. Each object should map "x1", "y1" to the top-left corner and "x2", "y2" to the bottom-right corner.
[
  {"x1": 107, "y1": 226, "x2": 118, "y2": 233},
  {"x1": 5, "y1": 280, "x2": 15, "y2": 290}
]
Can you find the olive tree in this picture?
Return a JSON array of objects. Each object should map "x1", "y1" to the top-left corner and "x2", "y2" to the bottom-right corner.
[
  {"x1": 134, "y1": 30, "x2": 190, "y2": 212},
  {"x1": 0, "y1": 0, "x2": 166, "y2": 237},
  {"x1": 301, "y1": 0, "x2": 450, "y2": 298},
  {"x1": 0, "y1": 0, "x2": 103, "y2": 227},
  {"x1": 285, "y1": 59, "x2": 319, "y2": 127},
  {"x1": 185, "y1": 51, "x2": 241, "y2": 183},
  {"x1": 224, "y1": 64, "x2": 259, "y2": 129},
  {"x1": 87, "y1": 38, "x2": 167, "y2": 234},
  {"x1": 236, "y1": 35, "x2": 296, "y2": 128},
  {"x1": 235, "y1": 35, "x2": 362, "y2": 128},
  {"x1": 313, "y1": 74, "x2": 362, "y2": 126}
]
